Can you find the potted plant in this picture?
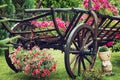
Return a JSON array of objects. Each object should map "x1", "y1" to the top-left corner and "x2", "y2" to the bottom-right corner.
[
  {"x1": 98, "y1": 46, "x2": 114, "y2": 76},
  {"x1": 98, "y1": 46, "x2": 110, "y2": 61}
]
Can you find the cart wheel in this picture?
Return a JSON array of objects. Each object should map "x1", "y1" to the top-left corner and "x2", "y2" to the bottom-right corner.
[
  {"x1": 65, "y1": 24, "x2": 98, "y2": 78},
  {"x1": 5, "y1": 49, "x2": 19, "y2": 73}
]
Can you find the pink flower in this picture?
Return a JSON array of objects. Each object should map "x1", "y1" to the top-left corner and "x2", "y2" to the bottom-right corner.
[
  {"x1": 83, "y1": 0, "x2": 89, "y2": 9},
  {"x1": 16, "y1": 58, "x2": 20, "y2": 64},
  {"x1": 56, "y1": 18, "x2": 66, "y2": 31},
  {"x1": 12, "y1": 57, "x2": 17, "y2": 64},
  {"x1": 32, "y1": 69, "x2": 40, "y2": 76},
  {"x1": 65, "y1": 21, "x2": 70, "y2": 27},
  {"x1": 42, "y1": 69, "x2": 51, "y2": 76},
  {"x1": 31, "y1": 21, "x2": 40, "y2": 27},
  {"x1": 86, "y1": 21, "x2": 92, "y2": 25},
  {"x1": 103, "y1": 44, "x2": 107, "y2": 47},
  {"x1": 24, "y1": 64, "x2": 30, "y2": 75},
  {"x1": 92, "y1": 3, "x2": 100, "y2": 11},
  {"x1": 116, "y1": 34, "x2": 120, "y2": 38},
  {"x1": 40, "y1": 21, "x2": 50, "y2": 27}
]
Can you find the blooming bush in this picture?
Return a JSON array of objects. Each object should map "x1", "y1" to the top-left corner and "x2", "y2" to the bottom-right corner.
[
  {"x1": 9, "y1": 46, "x2": 56, "y2": 78},
  {"x1": 83, "y1": 0, "x2": 119, "y2": 16}
]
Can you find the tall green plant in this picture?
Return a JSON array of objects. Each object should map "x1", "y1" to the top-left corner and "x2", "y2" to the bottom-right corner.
[
  {"x1": 2, "y1": 0, "x2": 15, "y2": 16},
  {"x1": 36, "y1": 0, "x2": 80, "y2": 8},
  {"x1": 0, "y1": 4, "x2": 8, "y2": 40},
  {"x1": 22, "y1": 0, "x2": 36, "y2": 9}
]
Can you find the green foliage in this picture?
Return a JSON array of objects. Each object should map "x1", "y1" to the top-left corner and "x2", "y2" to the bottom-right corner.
[
  {"x1": 0, "y1": 4, "x2": 8, "y2": 41},
  {"x1": 0, "y1": 35, "x2": 20, "y2": 52},
  {"x1": 112, "y1": 40, "x2": 120, "y2": 52},
  {"x1": 0, "y1": 0, "x2": 5, "y2": 5},
  {"x1": 0, "y1": 4, "x2": 7, "y2": 9},
  {"x1": 99, "y1": 46, "x2": 109, "y2": 52},
  {"x1": 78, "y1": 70, "x2": 103, "y2": 80},
  {"x1": 11, "y1": 0, "x2": 36, "y2": 17},
  {"x1": 39, "y1": 0, "x2": 80, "y2": 8},
  {"x1": 0, "y1": 35, "x2": 20, "y2": 47},
  {"x1": 22, "y1": 0, "x2": 36, "y2": 9},
  {"x1": 2, "y1": 0, "x2": 15, "y2": 16},
  {"x1": 0, "y1": 28, "x2": 7, "y2": 40},
  {"x1": 110, "y1": 0, "x2": 120, "y2": 14}
]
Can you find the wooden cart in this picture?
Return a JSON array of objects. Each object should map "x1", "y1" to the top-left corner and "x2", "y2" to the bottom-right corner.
[{"x1": 0, "y1": 6, "x2": 120, "y2": 78}]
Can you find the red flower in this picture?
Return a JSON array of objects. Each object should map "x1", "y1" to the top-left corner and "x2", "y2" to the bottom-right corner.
[
  {"x1": 42, "y1": 69, "x2": 51, "y2": 77},
  {"x1": 50, "y1": 64, "x2": 56, "y2": 71},
  {"x1": 32, "y1": 69, "x2": 40, "y2": 76},
  {"x1": 107, "y1": 41, "x2": 113, "y2": 47},
  {"x1": 33, "y1": 52, "x2": 39, "y2": 58},
  {"x1": 17, "y1": 46, "x2": 22, "y2": 51},
  {"x1": 41, "y1": 73, "x2": 46, "y2": 77},
  {"x1": 116, "y1": 34, "x2": 120, "y2": 39}
]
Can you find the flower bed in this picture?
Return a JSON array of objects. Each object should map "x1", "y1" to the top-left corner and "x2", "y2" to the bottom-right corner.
[{"x1": 9, "y1": 46, "x2": 56, "y2": 78}]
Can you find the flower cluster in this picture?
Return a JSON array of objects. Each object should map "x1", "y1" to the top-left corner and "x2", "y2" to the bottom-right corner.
[
  {"x1": 31, "y1": 18, "x2": 68, "y2": 31},
  {"x1": 83, "y1": 0, "x2": 119, "y2": 16},
  {"x1": 9, "y1": 46, "x2": 56, "y2": 78},
  {"x1": 116, "y1": 33, "x2": 120, "y2": 39}
]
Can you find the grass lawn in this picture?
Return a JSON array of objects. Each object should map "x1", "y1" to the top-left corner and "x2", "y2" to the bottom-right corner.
[{"x1": 0, "y1": 49, "x2": 120, "y2": 80}]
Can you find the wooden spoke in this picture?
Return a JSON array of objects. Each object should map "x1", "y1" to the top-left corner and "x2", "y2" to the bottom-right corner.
[
  {"x1": 78, "y1": 56, "x2": 82, "y2": 76},
  {"x1": 84, "y1": 55, "x2": 92, "y2": 64},
  {"x1": 83, "y1": 31, "x2": 91, "y2": 46},
  {"x1": 83, "y1": 40, "x2": 93, "y2": 49},
  {"x1": 81, "y1": 56, "x2": 86, "y2": 70},
  {"x1": 73, "y1": 41, "x2": 79, "y2": 50},
  {"x1": 72, "y1": 57, "x2": 78, "y2": 73},
  {"x1": 70, "y1": 55, "x2": 78, "y2": 65},
  {"x1": 69, "y1": 50, "x2": 80, "y2": 54}
]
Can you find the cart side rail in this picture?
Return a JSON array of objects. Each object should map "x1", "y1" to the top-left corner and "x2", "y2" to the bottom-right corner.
[{"x1": 97, "y1": 13, "x2": 120, "y2": 45}]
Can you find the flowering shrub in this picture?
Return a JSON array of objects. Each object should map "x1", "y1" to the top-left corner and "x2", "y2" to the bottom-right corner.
[
  {"x1": 9, "y1": 46, "x2": 56, "y2": 78},
  {"x1": 83, "y1": 0, "x2": 119, "y2": 16}
]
